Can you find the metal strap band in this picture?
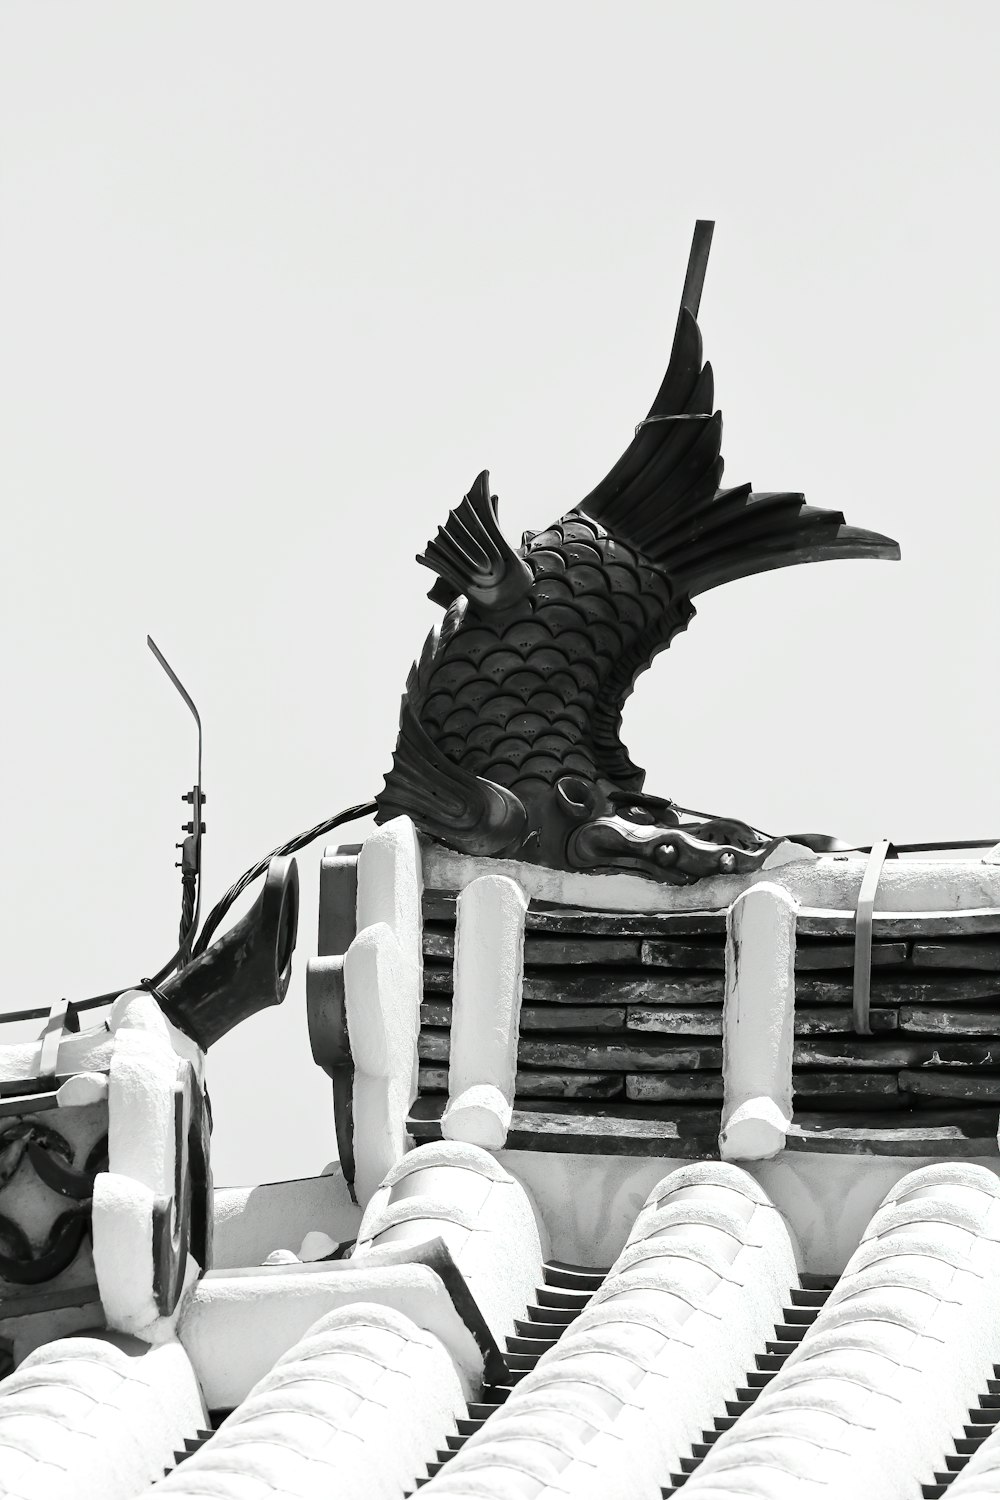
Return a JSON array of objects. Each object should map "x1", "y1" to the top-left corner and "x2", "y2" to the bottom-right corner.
[
  {"x1": 36, "y1": 998, "x2": 71, "y2": 1081},
  {"x1": 853, "y1": 838, "x2": 894, "y2": 1035}
]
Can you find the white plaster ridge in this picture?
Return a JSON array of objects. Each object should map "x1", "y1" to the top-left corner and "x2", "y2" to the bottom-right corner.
[
  {"x1": 420, "y1": 1161, "x2": 801, "y2": 1500},
  {"x1": 345, "y1": 921, "x2": 419, "y2": 1206},
  {"x1": 211, "y1": 1174, "x2": 361, "y2": 1270},
  {"x1": 501, "y1": 1148, "x2": 1000, "y2": 1277},
  {"x1": 442, "y1": 873, "x2": 528, "y2": 1149},
  {"x1": 92, "y1": 989, "x2": 205, "y2": 1346},
  {"x1": 347, "y1": 816, "x2": 424, "y2": 1206},
  {"x1": 356, "y1": 814, "x2": 424, "y2": 944},
  {"x1": 682, "y1": 1162, "x2": 1000, "y2": 1499},
  {"x1": 422, "y1": 840, "x2": 1000, "y2": 916},
  {"x1": 150, "y1": 1303, "x2": 465, "y2": 1500},
  {"x1": 0, "y1": 1332, "x2": 205, "y2": 1500},
  {"x1": 179, "y1": 1141, "x2": 547, "y2": 1409},
  {"x1": 179, "y1": 1258, "x2": 484, "y2": 1409},
  {"x1": 358, "y1": 1140, "x2": 549, "y2": 1348},
  {"x1": 720, "y1": 884, "x2": 797, "y2": 1162},
  {"x1": 0, "y1": 983, "x2": 200, "y2": 1089},
  {"x1": 0, "y1": 1027, "x2": 113, "y2": 1087}
]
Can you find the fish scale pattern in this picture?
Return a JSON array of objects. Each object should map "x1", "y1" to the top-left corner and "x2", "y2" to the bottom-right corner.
[{"x1": 419, "y1": 512, "x2": 687, "y2": 794}]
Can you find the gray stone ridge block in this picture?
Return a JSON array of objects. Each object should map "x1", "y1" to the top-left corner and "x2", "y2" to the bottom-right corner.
[{"x1": 413, "y1": 887, "x2": 1000, "y2": 1159}]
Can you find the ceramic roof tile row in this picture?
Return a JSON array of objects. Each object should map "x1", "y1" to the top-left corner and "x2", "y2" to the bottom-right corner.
[
  {"x1": 8, "y1": 1152, "x2": 1000, "y2": 1499},
  {"x1": 680, "y1": 1164, "x2": 1000, "y2": 1500}
]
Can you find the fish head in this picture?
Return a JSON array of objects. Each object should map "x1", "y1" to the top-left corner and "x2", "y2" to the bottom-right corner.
[{"x1": 551, "y1": 774, "x2": 778, "y2": 885}]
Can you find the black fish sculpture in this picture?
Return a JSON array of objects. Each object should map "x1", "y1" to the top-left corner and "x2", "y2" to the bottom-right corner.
[{"x1": 377, "y1": 227, "x2": 899, "y2": 884}]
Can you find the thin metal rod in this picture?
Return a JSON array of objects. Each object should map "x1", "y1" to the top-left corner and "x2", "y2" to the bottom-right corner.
[
  {"x1": 147, "y1": 635, "x2": 202, "y2": 787},
  {"x1": 889, "y1": 839, "x2": 1000, "y2": 854},
  {"x1": 679, "y1": 220, "x2": 715, "y2": 321}
]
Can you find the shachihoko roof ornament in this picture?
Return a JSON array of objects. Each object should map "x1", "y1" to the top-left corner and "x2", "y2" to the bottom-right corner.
[{"x1": 377, "y1": 222, "x2": 900, "y2": 884}]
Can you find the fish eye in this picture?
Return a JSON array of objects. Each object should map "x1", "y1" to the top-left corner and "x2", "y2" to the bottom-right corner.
[{"x1": 623, "y1": 804, "x2": 656, "y2": 825}]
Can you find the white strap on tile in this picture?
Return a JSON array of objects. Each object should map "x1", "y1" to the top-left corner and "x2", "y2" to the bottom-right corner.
[{"x1": 853, "y1": 838, "x2": 895, "y2": 1035}]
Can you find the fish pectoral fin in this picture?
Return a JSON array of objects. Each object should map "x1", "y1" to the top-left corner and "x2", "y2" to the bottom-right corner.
[
  {"x1": 377, "y1": 700, "x2": 527, "y2": 858},
  {"x1": 417, "y1": 470, "x2": 533, "y2": 614}
]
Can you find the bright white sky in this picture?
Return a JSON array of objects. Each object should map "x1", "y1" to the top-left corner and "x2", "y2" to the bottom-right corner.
[{"x1": 1, "y1": 2, "x2": 998, "y2": 1185}]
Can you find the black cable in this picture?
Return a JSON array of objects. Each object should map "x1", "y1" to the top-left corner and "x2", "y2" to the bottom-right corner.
[
  {"x1": 178, "y1": 870, "x2": 197, "y2": 966},
  {"x1": 192, "y1": 799, "x2": 377, "y2": 956},
  {"x1": 0, "y1": 889, "x2": 206, "y2": 1025}
]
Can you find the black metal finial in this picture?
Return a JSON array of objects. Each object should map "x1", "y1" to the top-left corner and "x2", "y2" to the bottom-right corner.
[{"x1": 679, "y1": 219, "x2": 715, "y2": 322}]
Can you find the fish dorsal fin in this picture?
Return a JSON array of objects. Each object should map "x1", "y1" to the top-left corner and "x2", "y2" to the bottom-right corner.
[{"x1": 417, "y1": 471, "x2": 532, "y2": 614}]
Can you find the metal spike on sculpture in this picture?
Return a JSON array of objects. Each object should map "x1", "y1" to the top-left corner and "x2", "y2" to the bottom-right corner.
[{"x1": 376, "y1": 222, "x2": 901, "y2": 883}]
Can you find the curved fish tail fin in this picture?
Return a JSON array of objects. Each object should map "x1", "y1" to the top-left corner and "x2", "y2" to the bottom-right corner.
[
  {"x1": 578, "y1": 232, "x2": 899, "y2": 588},
  {"x1": 666, "y1": 489, "x2": 900, "y2": 598},
  {"x1": 578, "y1": 307, "x2": 725, "y2": 564}
]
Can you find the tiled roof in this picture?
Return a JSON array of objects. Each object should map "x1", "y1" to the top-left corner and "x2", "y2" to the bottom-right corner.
[
  {"x1": 6, "y1": 823, "x2": 1000, "y2": 1498},
  {"x1": 65, "y1": 1150, "x2": 1000, "y2": 1500}
]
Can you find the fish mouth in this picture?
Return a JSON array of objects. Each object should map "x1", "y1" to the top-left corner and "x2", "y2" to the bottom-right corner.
[{"x1": 567, "y1": 813, "x2": 778, "y2": 885}]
